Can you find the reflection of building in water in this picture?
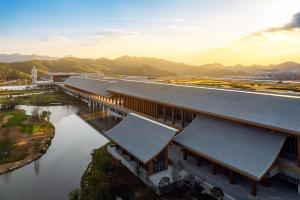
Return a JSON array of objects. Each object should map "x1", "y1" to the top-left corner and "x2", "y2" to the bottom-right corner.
[{"x1": 31, "y1": 66, "x2": 37, "y2": 85}]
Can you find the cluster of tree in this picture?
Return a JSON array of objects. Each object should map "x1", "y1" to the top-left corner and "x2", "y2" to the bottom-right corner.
[
  {"x1": 0, "y1": 132, "x2": 12, "y2": 161},
  {"x1": 157, "y1": 176, "x2": 224, "y2": 200},
  {"x1": 0, "y1": 99, "x2": 18, "y2": 111},
  {"x1": 31, "y1": 107, "x2": 51, "y2": 122}
]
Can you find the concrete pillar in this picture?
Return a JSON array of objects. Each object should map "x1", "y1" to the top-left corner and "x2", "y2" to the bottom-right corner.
[{"x1": 298, "y1": 184, "x2": 300, "y2": 194}]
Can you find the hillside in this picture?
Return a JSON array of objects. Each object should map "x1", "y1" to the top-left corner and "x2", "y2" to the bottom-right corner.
[
  {"x1": 0, "y1": 55, "x2": 300, "y2": 81},
  {"x1": 0, "y1": 54, "x2": 58, "y2": 63}
]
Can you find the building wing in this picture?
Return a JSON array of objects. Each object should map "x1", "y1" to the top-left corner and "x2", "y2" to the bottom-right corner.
[
  {"x1": 105, "y1": 113, "x2": 178, "y2": 163},
  {"x1": 64, "y1": 76, "x2": 115, "y2": 98},
  {"x1": 174, "y1": 115, "x2": 286, "y2": 180},
  {"x1": 108, "y1": 80, "x2": 300, "y2": 134}
]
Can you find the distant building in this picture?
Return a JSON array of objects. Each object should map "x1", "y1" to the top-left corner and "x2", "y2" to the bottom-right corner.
[
  {"x1": 49, "y1": 72, "x2": 104, "y2": 82},
  {"x1": 31, "y1": 66, "x2": 37, "y2": 85}
]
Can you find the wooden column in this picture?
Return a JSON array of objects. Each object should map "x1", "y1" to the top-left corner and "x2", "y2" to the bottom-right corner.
[
  {"x1": 298, "y1": 136, "x2": 300, "y2": 167},
  {"x1": 260, "y1": 177, "x2": 269, "y2": 187},
  {"x1": 192, "y1": 112, "x2": 196, "y2": 119},
  {"x1": 181, "y1": 109, "x2": 185, "y2": 127},
  {"x1": 251, "y1": 180, "x2": 257, "y2": 196},
  {"x1": 183, "y1": 149, "x2": 187, "y2": 160},
  {"x1": 164, "y1": 148, "x2": 169, "y2": 170},
  {"x1": 229, "y1": 171, "x2": 235, "y2": 184},
  {"x1": 212, "y1": 162, "x2": 217, "y2": 175},
  {"x1": 197, "y1": 156, "x2": 201, "y2": 167},
  {"x1": 155, "y1": 104, "x2": 158, "y2": 118},
  {"x1": 129, "y1": 154, "x2": 134, "y2": 161},
  {"x1": 172, "y1": 107, "x2": 175, "y2": 125},
  {"x1": 147, "y1": 160, "x2": 153, "y2": 176},
  {"x1": 163, "y1": 105, "x2": 166, "y2": 121}
]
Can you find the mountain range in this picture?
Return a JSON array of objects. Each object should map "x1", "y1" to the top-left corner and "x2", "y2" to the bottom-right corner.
[{"x1": 0, "y1": 54, "x2": 300, "y2": 81}]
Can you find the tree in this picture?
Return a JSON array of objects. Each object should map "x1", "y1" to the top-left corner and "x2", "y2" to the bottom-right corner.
[
  {"x1": 0, "y1": 98, "x2": 18, "y2": 111},
  {"x1": 209, "y1": 187, "x2": 224, "y2": 200},
  {"x1": 31, "y1": 107, "x2": 40, "y2": 121},
  {"x1": 41, "y1": 111, "x2": 51, "y2": 121},
  {"x1": 135, "y1": 164, "x2": 141, "y2": 177},
  {"x1": 69, "y1": 188, "x2": 81, "y2": 200}
]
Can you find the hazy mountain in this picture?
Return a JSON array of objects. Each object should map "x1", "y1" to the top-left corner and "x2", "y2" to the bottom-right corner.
[
  {"x1": 0, "y1": 55, "x2": 299, "y2": 81},
  {"x1": 0, "y1": 53, "x2": 59, "y2": 63}
]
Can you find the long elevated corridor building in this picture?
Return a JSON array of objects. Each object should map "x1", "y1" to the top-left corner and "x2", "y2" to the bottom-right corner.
[{"x1": 62, "y1": 76, "x2": 300, "y2": 196}]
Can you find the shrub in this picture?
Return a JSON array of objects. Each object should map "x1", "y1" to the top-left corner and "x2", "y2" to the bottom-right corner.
[
  {"x1": 0, "y1": 99, "x2": 18, "y2": 111},
  {"x1": 31, "y1": 107, "x2": 40, "y2": 121},
  {"x1": 69, "y1": 188, "x2": 81, "y2": 200},
  {"x1": 209, "y1": 187, "x2": 224, "y2": 200},
  {"x1": 158, "y1": 176, "x2": 171, "y2": 189}
]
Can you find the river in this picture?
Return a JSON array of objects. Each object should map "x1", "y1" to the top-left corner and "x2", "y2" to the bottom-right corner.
[{"x1": 0, "y1": 104, "x2": 119, "y2": 200}]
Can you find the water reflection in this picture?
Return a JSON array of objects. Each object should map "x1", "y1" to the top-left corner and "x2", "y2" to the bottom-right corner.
[{"x1": 0, "y1": 104, "x2": 120, "y2": 200}]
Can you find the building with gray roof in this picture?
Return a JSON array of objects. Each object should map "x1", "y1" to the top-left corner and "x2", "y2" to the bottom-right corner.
[
  {"x1": 65, "y1": 76, "x2": 115, "y2": 98},
  {"x1": 108, "y1": 80, "x2": 300, "y2": 135},
  {"x1": 174, "y1": 115, "x2": 286, "y2": 181},
  {"x1": 105, "y1": 113, "x2": 178, "y2": 175}
]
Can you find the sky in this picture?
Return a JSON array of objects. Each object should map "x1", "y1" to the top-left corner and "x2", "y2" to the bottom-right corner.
[{"x1": 1, "y1": 0, "x2": 300, "y2": 65}]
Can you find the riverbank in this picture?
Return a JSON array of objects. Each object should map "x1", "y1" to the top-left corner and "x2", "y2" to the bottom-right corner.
[
  {"x1": 0, "y1": 89, "x2": 77, "y2": 106},
  {"x1": 0, "y1": 109, "x2": 55, "y2": 174},
  {"x1": 77, "y1": 145, "x2": 156, "y2": 200}
]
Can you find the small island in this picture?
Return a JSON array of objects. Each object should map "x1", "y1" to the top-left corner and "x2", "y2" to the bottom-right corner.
[{"x1": 0, "y1": 101, "x2": 55, "y2": 174}]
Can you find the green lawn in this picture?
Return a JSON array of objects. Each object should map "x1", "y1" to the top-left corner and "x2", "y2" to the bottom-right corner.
[
  {"x1": 21, "y1": 124, "x2": 44, "y2": 134},
  {"x1": 3, "y1": 110, "x2": 29, "y2": 128},
  {"x1": 0, "y1": 89, "x2": 47, "y2": 96}
]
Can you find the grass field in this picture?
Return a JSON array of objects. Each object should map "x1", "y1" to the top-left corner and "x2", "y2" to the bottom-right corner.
[{"x1": 166, "y1": 79, "x2": 300, "y2": 95}]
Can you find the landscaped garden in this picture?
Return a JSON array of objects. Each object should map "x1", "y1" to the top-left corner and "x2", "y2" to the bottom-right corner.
[
  {"x1": 70, "y1": 145, "x2": 224, "y2": 200},
  {"x1": 0, "y1": 101, "x2": 55, "y2": 174}
]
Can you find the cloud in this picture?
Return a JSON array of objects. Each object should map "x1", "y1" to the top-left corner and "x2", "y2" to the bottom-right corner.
[
  {"x1": 240, "y1": 12, "x2": 300, "y2": 41},
  {"x1": 40, "y1": 35, "x2": 67, "y2": 43},
  {"x1": 96, "y1": 29, "x2": 139, "y2": 38},
  {"x1": 83, "y1": 29, "x2": 140, "y2": 46},
  {"x1": 263, "y1": 12, "x2": 300, "y2": 32},
  {"x1": 167, "y1": 25, "x2": 203, "y2": 32}
]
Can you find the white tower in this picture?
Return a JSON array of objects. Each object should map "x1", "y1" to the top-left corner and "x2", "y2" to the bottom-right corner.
[{"x1": 31, "y1": 66, "x2": 37, "y2": 85}]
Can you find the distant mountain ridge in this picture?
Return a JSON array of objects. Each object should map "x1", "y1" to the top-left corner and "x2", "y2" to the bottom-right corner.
[
  {"x1": 0, "y1": 54, "x2": 299, "y2": 81},
  {"x1": 0, "y1": 53, "x2": 59, "y2": 63}
]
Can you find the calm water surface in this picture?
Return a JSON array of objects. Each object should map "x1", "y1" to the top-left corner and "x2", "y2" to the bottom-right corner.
[{"x1": 0, "y1": 105, "x2": 119, "y2": 200}]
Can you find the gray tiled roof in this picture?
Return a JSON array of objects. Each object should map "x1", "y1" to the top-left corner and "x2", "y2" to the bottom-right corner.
[
  {"x1": 108, "y1": 80, "x2": 300, "y2": 134},
  {"x1": 105, "y1": 113, "x2": 178, "y2": 163},
  {"x1": 64, "y1": 76, "x2": 116, "y2": 97},
  {"x1": 174, "y1": 115, "x2": 286, "y2": 180}
]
